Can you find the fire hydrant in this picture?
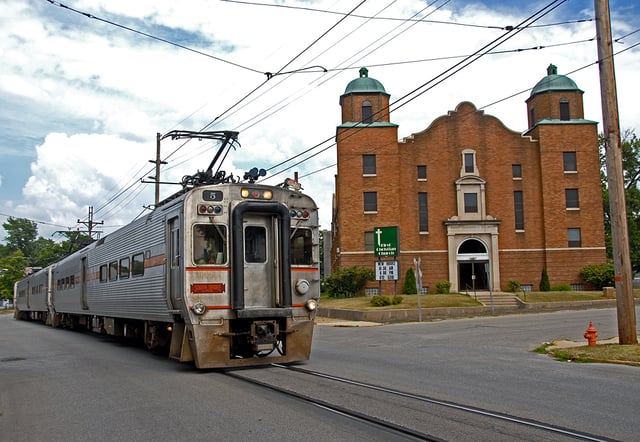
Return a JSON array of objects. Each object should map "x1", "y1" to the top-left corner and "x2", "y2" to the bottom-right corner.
[{"x1": 584, "y1": 322, "x2": 598, "y2": 347}]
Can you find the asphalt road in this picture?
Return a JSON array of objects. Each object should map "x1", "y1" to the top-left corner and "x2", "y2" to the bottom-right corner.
[
  {"x1": 309, "y1": 307, "x2": 640, "y2": 441},
  {"x1": 1, "y1": 308, "x2": 638, "y2": 441}
]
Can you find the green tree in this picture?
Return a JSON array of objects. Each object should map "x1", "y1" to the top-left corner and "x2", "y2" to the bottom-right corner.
[
  {"x1": 540, "y1": 268, "x2": 551, "y2": 291},
  {"x1": 580, "y1": 263, "x2": 615, "y2": 289},
  {"x1": 2, "y1": 217, "x2": 38, "y2": 264},
  {"x1": 324, "y1": 266, "x2": 374, "y2": 298},
  {"x1": 600, "y1": 129, "x2": 640, "y2": 273},
  {"x1": 403, "y1": 268, "x2": 417, "y2": 294},
  {"x1": 0, "y1": 250, "x2": 29, "y2": 299}
]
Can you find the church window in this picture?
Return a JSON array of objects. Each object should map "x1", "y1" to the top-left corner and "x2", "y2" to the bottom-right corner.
[
  {"x1": 512, "y1": 164, "x2": 522, "y2": 178},
  {"x1": 418, "y1": 192, "x2": 428, "y2": 232},
  {"x1": 464, "y1": 153, "x2": 474, "y2": 173},
  {"x1": 568, "y1": 228, "x2": 581, "y2": 247},
  {"x1": 362, "y1": 101, "x2": 372, "y2": 124},
  {"x1": 563, "y1": 152, "x2": 577, "y2": 172},
  {"x1": 464, "y1": 193, "x2": 478, "y2": 213},
  {"x1": 560, "y1": 99, "x2": 570, "y2": 120},
  {"x1": 363, "y1": 154, "x2": 376, "y2": 175},
  {"x1": 364, "y1": 231, "x2": 374, "y2": 251},
  {"x1": 565, "y1": 189, "x2": 579, "y2": 209},
  {"x1": 417, "y1": 165, "x2": 427, "y2": 180},
  {"x1": 364, "y1": 192, "x2": 377, "y2": 212},
  {"x1": 514, "y1": 191, "x2": 524, "y2": 230}
]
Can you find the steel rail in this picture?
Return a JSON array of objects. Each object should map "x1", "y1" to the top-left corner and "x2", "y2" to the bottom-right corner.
[
  {"x1": 272, "y1": 364, "x2": 613, "y2": 442},
  {"x1": 225, "y1": 370, "x2": 444, "y2": 442}
]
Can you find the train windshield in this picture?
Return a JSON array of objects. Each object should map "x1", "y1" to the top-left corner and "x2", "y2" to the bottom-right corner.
[
  {"x1": 193, "y1": 224, "x2": 227, "y2": 265},
  {"x1": 291, "y1": 228, "x2": 313, "y2": 265}
]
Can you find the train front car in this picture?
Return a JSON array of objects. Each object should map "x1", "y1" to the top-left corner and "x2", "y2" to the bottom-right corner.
[{"x1": 179, "y1": 182, "x2": 319, "y2": 368}]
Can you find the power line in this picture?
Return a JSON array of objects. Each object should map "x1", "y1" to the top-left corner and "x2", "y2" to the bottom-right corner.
[
  {"x1": 0, "y1": 212, "x2": 70, "y2": 230},
  {"x1": 38, "y1": 0, "x2": 634, "y2": 226},
  {"x1": 282, "y1": 34, "x2": 640, "y2": 183},
  {"x1": 44, "y1": 0, "x2": 265, "y2": 75},
  {"x1": 221, "y1": 0, "x2": 594, "y2": 30},
  {"x1": 262, "y1": 0, "x2": 571, "y2": 180},
  {"x1": 480, "y1": 38, "x2": 640, "y2": 110}
]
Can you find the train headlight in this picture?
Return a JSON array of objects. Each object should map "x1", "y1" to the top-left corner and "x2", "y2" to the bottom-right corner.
[
  {"x1": 305, "y1": 299, "x2": 318, "y2": 312},
  {"x1": 241, "y1": 188, "x2": 273, "y2": 200},
  {"x1": 192, "y1": 302, "x2": 207, "y2": 315},
  {"x1": 295, "y1": 279, "x2": 310, "y2": 295}
]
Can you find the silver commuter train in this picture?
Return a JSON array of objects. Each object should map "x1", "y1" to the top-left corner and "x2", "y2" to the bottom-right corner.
[{"x1": 14, "y1": 157, "x2": 320, "y2": 369}]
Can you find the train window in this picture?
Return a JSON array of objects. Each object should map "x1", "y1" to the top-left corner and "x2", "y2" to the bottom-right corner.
[
  {"x1": 65, "y1": 276, "x2": 70, "y2": 289},
  {"x1": 132, "y1": 253, "x2": 145, "y2": 277},
  {"x1": 119, "y1": 258, "x2": 130, "y2": 279},
  {"x1": 245, "y1": 226, "x2": 266, "y2": 263},
  {"x1": 99, "y1": 265, "x2": 108, "y2": 282},
  {"x1": 291, "y1": 228, "x2": 313, "y2": 265},
  {"x1": 193, "y1": 224, "x2": 227, "y2": 264},
  {"x1": 109, "y1": 261, "x2": 118, "y2": 281},
  {"x1": 70, "y1": 274, "x2": 75, "y2": 288}
]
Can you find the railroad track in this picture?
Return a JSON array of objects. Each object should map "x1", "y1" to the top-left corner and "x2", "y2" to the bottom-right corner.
[{"x1": 225, "y1": 364, "x2": 613, "y2": 442}]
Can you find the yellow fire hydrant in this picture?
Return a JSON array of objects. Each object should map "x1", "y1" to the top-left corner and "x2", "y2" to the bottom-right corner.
[{"x1": 584, "y1": 322, "x2": 598, "y2": 347}]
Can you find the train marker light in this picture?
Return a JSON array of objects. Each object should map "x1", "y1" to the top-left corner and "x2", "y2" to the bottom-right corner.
[{"x1": 295, "y1": 279, "x2": 310, "y2": 295}]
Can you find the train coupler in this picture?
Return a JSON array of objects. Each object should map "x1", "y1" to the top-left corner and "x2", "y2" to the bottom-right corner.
[{"x1": 250, "y1": 320, "x2": 280, "y2": 352}]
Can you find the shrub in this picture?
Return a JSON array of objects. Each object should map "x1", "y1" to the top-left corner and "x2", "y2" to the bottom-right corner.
[
  {"x1": 370, "y1": 295, "x2": 390, "y2": 306},
  {"x1": 370, "y1": 295, "x2": 403, "y2": 307},
  {"x1": 403, "y1": 268, "x2": 417, "y2": 294},
  {"x1": 551, "y1": 283, "x2": 572, "y2": 291},
  {"x1": 435, "y1": 281, "x2": 451, "y2": 294},
  {"x1": 324, "y1": 266, "x2": 374, "y2": 298},
  {"x1": 540, "y1": 269, "x2": 551, "y2": 292},
  {"x1": 507, "y1": 280, "x2": 521, "y2": 293},
  {"x1": 580, "y1": 263, "x2": 615, "y2": 289}
]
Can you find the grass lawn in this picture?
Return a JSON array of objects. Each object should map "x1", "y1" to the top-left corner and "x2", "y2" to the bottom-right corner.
[
  {"x1": 318, "y1": 293, "x2": 481, "y2": 310},
  {"x1": 319, "y1": 289, "x2": 640, "y2": 310},
  {"x1": 536, "y1": 343, "x2": 640, "y2": 366}
]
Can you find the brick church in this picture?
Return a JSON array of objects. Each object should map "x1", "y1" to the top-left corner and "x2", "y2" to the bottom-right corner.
[{"x1": 331, "y1": 65, "x2": 606, "y2": 293}]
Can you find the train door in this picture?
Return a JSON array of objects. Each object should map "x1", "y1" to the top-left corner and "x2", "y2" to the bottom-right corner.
[
  {"x1": 242, "y1": 215, "x2": 277, "y2": 308},
  {"x1": 80, "y1": 257, "x2": 89, "y2": 310},
  {"x1": 231, "y1": 201, "x2": 291, "y2": 311},
  {"x1": 167, "y1": 216, "x2": 183, "y2": 309}
]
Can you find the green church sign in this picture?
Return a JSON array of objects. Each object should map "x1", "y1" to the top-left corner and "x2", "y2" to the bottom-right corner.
[{"x1": 374, "y1": 226, "x2": 399, "y2": 257}]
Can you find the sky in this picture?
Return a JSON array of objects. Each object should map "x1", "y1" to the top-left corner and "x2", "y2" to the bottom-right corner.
[{"x1": 1, "y1": 0, "x2": 639, "y2": 242}]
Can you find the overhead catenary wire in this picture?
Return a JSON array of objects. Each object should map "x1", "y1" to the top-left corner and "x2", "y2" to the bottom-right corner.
[
  {"x1": 221, "y1": 0, "x2": 595, "y2": 30},
  {"x1": 44, "y1": 0, "x2": 265, "y2": 75}
]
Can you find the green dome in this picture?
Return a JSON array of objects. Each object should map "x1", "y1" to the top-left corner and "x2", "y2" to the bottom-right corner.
[
  {"x1": 343, "y1": 67, "x2": 388, "y2": 95},
  {"x1": 530, "y1": 64, "x2": 583, "y2": 97}
]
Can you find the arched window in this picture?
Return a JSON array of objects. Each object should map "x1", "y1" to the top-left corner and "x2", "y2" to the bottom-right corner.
[
  {"x1": 458, "y1": 239, "x2": 486, "y2": 254},
  {"x1": 362, "y1": 101, "x2": 372, "y2": 124}
]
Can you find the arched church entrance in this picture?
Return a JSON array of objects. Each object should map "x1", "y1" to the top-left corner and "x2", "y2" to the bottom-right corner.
[{"x1": 457, "y1": 238, "x2": 489, "y2": 292}]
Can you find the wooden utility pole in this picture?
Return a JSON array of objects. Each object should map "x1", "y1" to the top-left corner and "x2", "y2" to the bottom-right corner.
[
  {"x1": 595, "y1": 0, "x2": 637, "y2": 344},
  {"x1": 76, "y1": 206, "x2": 103, "y2": 240},
  {"x1": 149, "y1": 132, "x2": 167, "y2": 208}
]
